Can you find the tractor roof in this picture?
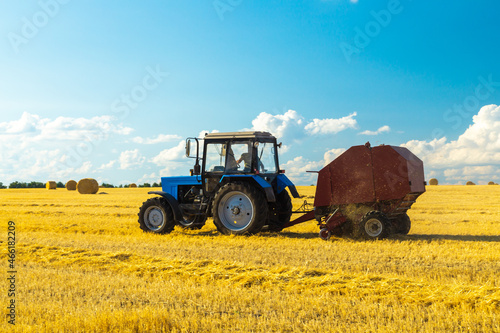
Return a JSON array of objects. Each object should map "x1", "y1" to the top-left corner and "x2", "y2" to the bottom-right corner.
[{"x1": 204, "y1": 131, "x2": 276, "y2": 140}]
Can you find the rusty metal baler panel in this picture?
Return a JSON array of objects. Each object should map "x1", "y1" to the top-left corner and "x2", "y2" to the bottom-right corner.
[
  {"x1": 371, "y1": 145, "x2": 425, "y2": 201},
  {"x1": 315, "y1": 145, "x2": 375, "y2": 207},
  {"x1": 314, "y1": 144, "x2": 425, "y2": 208}
]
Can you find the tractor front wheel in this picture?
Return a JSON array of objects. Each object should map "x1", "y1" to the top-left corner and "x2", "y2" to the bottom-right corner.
[
  {"x1": 213, "y1": 182, "x2": 268, "y2": 235},
  {"x1": 353, "y1": 211, "x2": 389, "y2": 240},
  {"x1": 138, "y1": 197, "x2": 176, "y2": 234}
]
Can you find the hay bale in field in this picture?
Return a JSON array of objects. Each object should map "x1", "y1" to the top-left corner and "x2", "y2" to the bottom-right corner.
[
  {"x1": 488, "y1": 181, "x2": 497, "y2": 185},
  {"x1": 429, "y1": 178, "x2": 438, "y2": 186},
  {"x1": 466, "y1": 181, "x2": 475, "y2": 186},
  {"x1": 65, "y1": 180, "x2": 77, "y2": 191},
  {"x1": 46, "y1": 181, "x2": 57, "y2": 190},
  {"x1": 77, "y1": 178, "x2": 99, "y2": 194},
  {"x1": 130, "y1": 183, "x2": 137, "y2": 188}
]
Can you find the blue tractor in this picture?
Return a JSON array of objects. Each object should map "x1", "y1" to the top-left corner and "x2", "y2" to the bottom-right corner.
[{"x1": 138, "y1": 131, "x2": 300, "y2": 235}]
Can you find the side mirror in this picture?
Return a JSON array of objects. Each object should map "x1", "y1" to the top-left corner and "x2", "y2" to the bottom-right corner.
[
  {"x1": 185, "y1": 139, "x2": 192, "y2": 157},
  {"x1": 185, "y1": 137, "x2": 201, "y2": 176}
]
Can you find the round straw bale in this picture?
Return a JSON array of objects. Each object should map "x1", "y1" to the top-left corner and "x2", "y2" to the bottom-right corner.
[
  {"x1": 77, "y1": 178, "x2": 99, "y2": 194},
  {"x1": 66, "y1": 180, "x2": 77, "y2": 191},
  {"x1": 46, "y1": 181, "x2": 57, "y2": 190},
  {"x1": 466, "y1": 181, "x2": 475, "y2": 186},
  {"x1": 428, "y1": 178, "x2": 438, "y2": 186},
  {"x1": 488, "y1": 181, "x2": 496, "y2": 185},
  {"x1": 130, "y1": 183, "x2": 137, "y2": 188}
]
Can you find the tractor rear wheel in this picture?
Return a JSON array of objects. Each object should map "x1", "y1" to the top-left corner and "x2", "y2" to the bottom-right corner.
[
  {"x1": 138, "y1": 197, "x2": 176, "y2": 234},
  {"x1": 267, "y1": 190, "x2": 293, "y2": 232},
  {"x1": 212, "y1": 182, "x2": 268, "y2": 235},
  {"x1": 353, "y1": 211, "x2": 389, "y2": 240}
]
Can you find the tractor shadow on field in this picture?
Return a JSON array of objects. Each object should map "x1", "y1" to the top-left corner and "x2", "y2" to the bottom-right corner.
[{"x1": 396, "y1": 234, "x2": 500, "y2": 243}]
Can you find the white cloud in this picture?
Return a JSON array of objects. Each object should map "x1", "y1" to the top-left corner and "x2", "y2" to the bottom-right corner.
[
  {"x1": 55, "y1": 161, "x2": 93, "y2": 180},
  {"x1": 278, "y1": 148, "x2": 347, "y2": 185},
  {"x1": 359, "y1": 125, "x2": 390, "y2": 136},
  {"x1": 0, "y1": 112, "x2": 134, "y2": 183},
  {"x1": 150, "y1": 141, "x2": 193, "y2": 177},
  {"x1": 197, "y1": 129, "x2": 219, "y2": 140},
  {"x1": 132, "y1": 134, "x2": 182, "y2": 144},
  {"x1": 304, "y1": 112, "x2": 358, "y2": 135},
  {"x1": 247, "y1": 110, "x2": 359, "y2": 139},
  {"x1": 443, "y1": 166, "x2": 500, "y2": 184},
  {"x1": 98, "y1": 160, "x2": 116, "y2": 170},
  {"x1": 402, "y1": 105, "x2": 500, "y2": 168},
  {"x1": 150, "y1": 141, "x2": 186, "y2": 165},
  {"x1": 244, "y1": 110, "x2": 359, "y2": 184},
  {"x1": 138, "y1": 172, "x2": 161, "y2": 184},
  {"x1": 118, "y1": 149, "x2": 146, "y2": 170},
  {"x1": 402, "y1": 104, "x2": 500, "y2": 184},
  {"x1": 250, "y1": 110, "x2": 304, "y2": 140},
  {"x1": 0, "y1": 112, "x2": 42, "y2": 134},
  {"x1": 323, "y1": 148, "x2": 346, "y2": 165},
  {"x1": 280, "y1": 156, "x2": 324, "y2": 186},
  {"x1": 0, "y1": 112, "x2": 133, "y2": 147}
]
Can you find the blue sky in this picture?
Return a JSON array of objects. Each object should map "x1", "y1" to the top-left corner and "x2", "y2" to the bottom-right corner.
[{"x1": 1, "y1": 0, "x2": 499, "y2": 185}]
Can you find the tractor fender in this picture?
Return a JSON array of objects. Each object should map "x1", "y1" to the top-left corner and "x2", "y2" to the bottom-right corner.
[
  {"x1": 220, "y1": 175, "x2": 276, "y2": 202},
  {"x1": 148, "y1": 191, "x2": 184, "y2": 223},
  {"x1": 277, "y1": 174, "x2": 300, "y2": 198}
]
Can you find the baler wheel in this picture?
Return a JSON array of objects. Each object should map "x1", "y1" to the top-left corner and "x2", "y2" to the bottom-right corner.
[
  {"x1": 138, "y1": 197, "x2": 176, "y2": 234},
  {"x1": 354, "y1": 211, "x2": 389, "y2": 240},
  {"x1": 267, "y1": 190, "x2": 293, "y2": 232},
  {"x1": 392, "y1": 213, "x2": 411, "y2": 235},
  {"x1": 319, "y1": 228, "x2": 331, "y2": 241},
  {"x1": 212, "y1": 182, "x2": 268, "y2": 235}
]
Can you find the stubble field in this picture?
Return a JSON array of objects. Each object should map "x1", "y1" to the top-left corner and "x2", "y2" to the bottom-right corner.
[{"x1": 0, "y1": 185, "x2": 499, "y2": 332}]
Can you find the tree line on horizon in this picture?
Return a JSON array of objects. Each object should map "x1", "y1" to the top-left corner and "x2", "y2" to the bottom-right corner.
[{"x1": 0, "y1": 181, "x2": 161, "y2": 189}]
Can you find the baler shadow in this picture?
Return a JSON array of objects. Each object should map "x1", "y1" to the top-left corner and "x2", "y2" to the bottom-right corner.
[
  {"x1": 178, "y1": 229, "x2": 320, "y2": 239},
  {"x1": 397, "y1": 234, "x2": 500, "y2": 243},
  {"x1": 177, "y1": 229, "x2": 500, "y2": 242},
  {"x1": 258, "y1": 231, "x2": 319, "y2": 239}
]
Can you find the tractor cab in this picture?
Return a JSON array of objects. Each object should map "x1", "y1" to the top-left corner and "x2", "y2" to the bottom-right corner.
[{"x1": 186, "y1": 131, "x2": 281, "y2": 195}]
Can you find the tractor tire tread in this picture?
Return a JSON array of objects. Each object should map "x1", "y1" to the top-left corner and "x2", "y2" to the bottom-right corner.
[
  {"x1": 138, "y1": 197, "x2": 176, "y2": 234},
  {"x1": 267, "y1": 190, "x2": 293, "y2": 232}
]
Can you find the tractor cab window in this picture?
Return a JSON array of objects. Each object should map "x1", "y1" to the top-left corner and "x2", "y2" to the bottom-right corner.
[
  {"x1": 256, "y1": 142, "x2": 277, "y2": 174},
  {"x1": 226, "y1": 141, "x2": 252, "y2": 173},
  {"x1": 205, "y1": 143, "x2": 226, "y2": 173}
]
